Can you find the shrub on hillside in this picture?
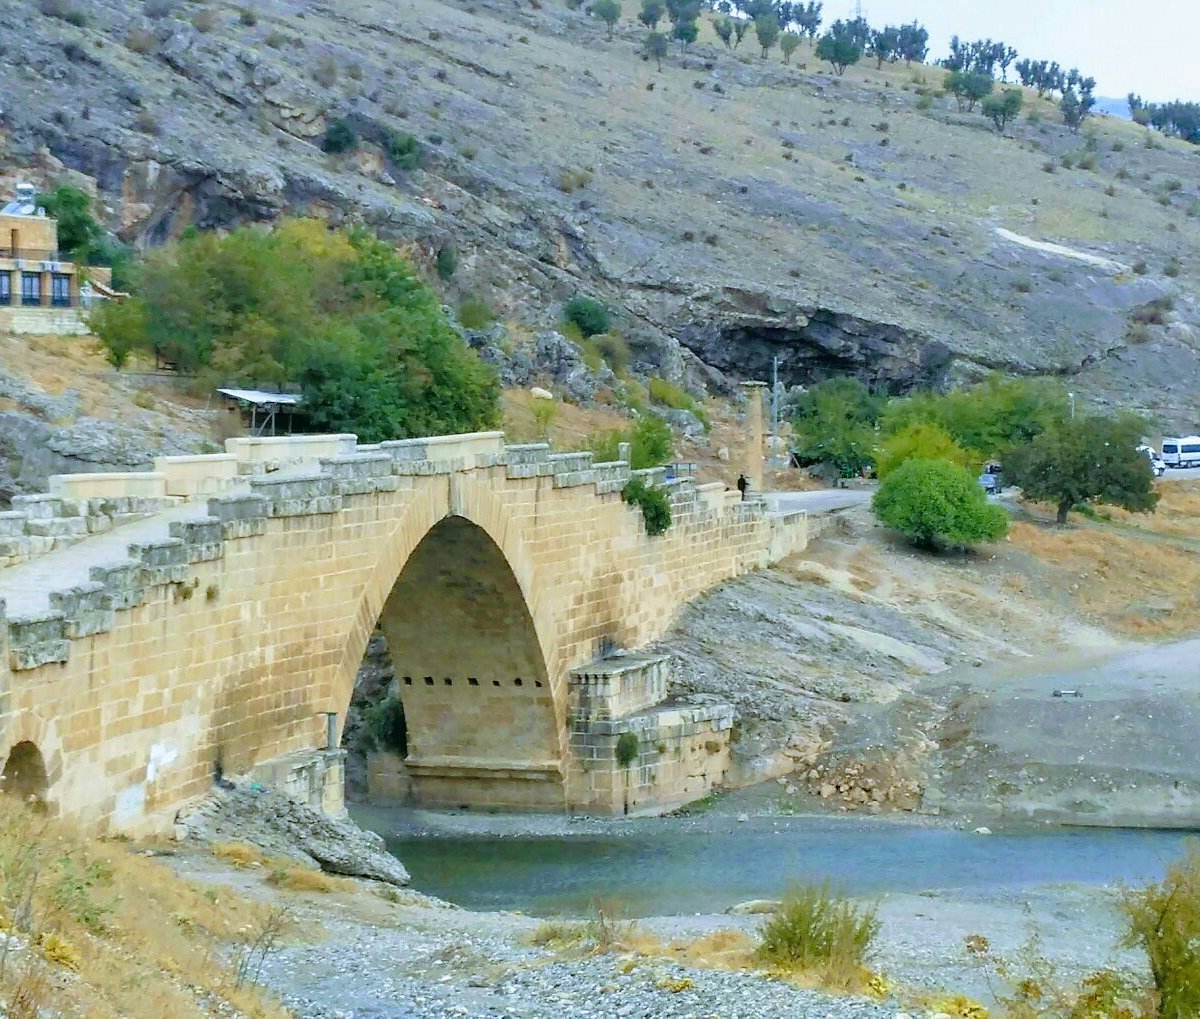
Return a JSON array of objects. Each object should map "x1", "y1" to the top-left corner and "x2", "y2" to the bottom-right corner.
[
  {"x1": 364, "y1": 697, "x2": 408, "y2": 755},
  {"x1": 383, "y1": 129, "x2": 423, "y2": 170},
  {"x1": 321, "y1": 118, "x2": 357, "y2": 153},
  {"x1": 435, "y1": 246, "x2": 458, "y2": 280},
  {"x1": 621, "y1": 476, "x2": 672, "y2": 536},
  {"x1": 757, "y1": 885, "x2": 880, "y2": 990},
  {"x1": 873, "y1": 458, "x2": 1008, "y2": 550},
  {"x1": 588, "y1": 414, "x2": 673, "y2": 470},
  {"x1": 875, "y1": 422, "x2": 971, "y2": 479},
  {"x1": 457, "y1": 295, "x2": 496, "y2": 330},
  {"x1": 91, "y1": 219, "x2": 500, "y2": 442},
  {"x1": 564, "y1": 295, "x2": 611, "y2": 337}
]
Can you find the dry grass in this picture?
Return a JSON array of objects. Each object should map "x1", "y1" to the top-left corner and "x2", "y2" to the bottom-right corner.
[
  {"x1": 264, "y1": 865, "x2": 351, "y2": 894},
  {"x1": 1104, "y1": 481, "x2": 1200, "y2": 538},
  {"x1": 1009, "y1": 519, "x2": 1200, "y2": 636},
  {"x1": 211, "y1": 841, "x2": 267, "y2": 868},
  {"x1": 0, "y1": 798, "x2": 290, "y2": 1019}
]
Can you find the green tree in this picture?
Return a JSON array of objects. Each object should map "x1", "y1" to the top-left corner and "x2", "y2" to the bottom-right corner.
[
  {"x1": 873, "y1": 459, "x2": 1008, "y2": 550},
  {"x1": 754, "y1": 12, "x2": 780, "y2": 57},
  {"x1": 621, "y1": 476, "x2": 672, "y2": 536},
  {"x1": 643, "y1": 29, "x2": 668, "y2": 68},
  {"x1": 780, "y1": 31, "x2": 800, "y2": 63},
  {"x1": 712, "y1": 14, "x2": 733, "y2": 47},
  {"x1": 1005, "y1": 414, "x2": 1158, "y2": 524},
  {"x1": 790, "y1": 377, "x2": 883, "y2": 477},
  {"x1": 815, "y1": 20, "x2": 863, "y2": 75},
  {"x1": 881, "y1": 376, "x2": 1068, "y2": 460},
  {"x1": 672, "y1": 16, "x2": 698, "y2": 48},
  {"x1": 91, "y1": 219, "x2": 500, "y2": 442},
  {"x1": 896, "y1": 20, "x2": 928, "y2": 65},
  {"x1": 867, "y1": 26, "x2": 900, "y2": 69},
  {"x1": 732, "y1": 17, "x2": 750, "y2": 48},
  {"x1": 593, "y1": 0, "x2": 621, "y2": 38},
  {"x1": 35, "y1": 185, "x2": 102, "y2": 259},
  {"x1": 945, "y1": 69, "x2": 994, "y2": 112},
  {"x1": 981, "y1": 87, "x2": 1023, "y2": 131},
  {"x1": 638, "y1": 0, "x2": 664, "y2": 29},
  {"x1": 564, "y1": 294, "x2": 611, "y2": 337},
  {"x1": 1121, "y1": 845, "x2": 1200, "y2": 1019},
  {"x1": 875, "y1": 422, "x2": 971, "y2": 479}
]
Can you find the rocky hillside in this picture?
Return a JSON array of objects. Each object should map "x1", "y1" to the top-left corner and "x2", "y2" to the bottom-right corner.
[{"x1": 4, "y1": 0, "x2": 1200, "y2": 419}]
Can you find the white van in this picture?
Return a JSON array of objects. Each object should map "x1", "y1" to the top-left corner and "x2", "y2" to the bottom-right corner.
[{"x1": 1160, "y1": 436, "x2": 1200, "y2": 468}]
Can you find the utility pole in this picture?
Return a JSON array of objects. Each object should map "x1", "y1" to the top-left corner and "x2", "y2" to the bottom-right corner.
[{"x1": 770, "y1": 355, "x2": 780, "y2": 445}]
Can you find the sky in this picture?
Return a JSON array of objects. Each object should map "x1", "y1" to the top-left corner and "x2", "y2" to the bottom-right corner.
[{"x1": 834, "y1": 0, "x2": 1200, "y2": 103}]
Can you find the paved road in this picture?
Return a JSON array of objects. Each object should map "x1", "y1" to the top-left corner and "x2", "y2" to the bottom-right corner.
[
  {"x1": 1161, "y1": 465, "x2": 1200, "y2": 482},
  {"x1": 763, "y1": 488, "x2": 872, "y2": 515}
]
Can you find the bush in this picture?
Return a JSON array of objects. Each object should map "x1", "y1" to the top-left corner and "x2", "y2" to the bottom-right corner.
[
  {"x1": 791, "y1": 377, "x2": 883, "y2": 478},
  {"x1": 757, "y1": 885, "x2": 880, "y2": 990},
  {"x1": 592, "y1": 331, "x2": 630, "y2": 373},
  {"x1": 143, "y1": 0, "x2": 175, "y2": 15},
  {"x1": 648, "y1": 377, "x2": 709, "y2": 430},
  {"x1": 238, "y1": 8, "x2": 257, "y2": 25},
  {"x1": 556, "y1": 168, "x2": 593, "y2": 193},
  {"x1": 1164, "y1": 256, "x2": 1182, "y2": 278},
  {"x1": 1132, "y1": 259, "x2": 1148, "y2": 275},
  {"x1": 125, "y1": 27, "x2": 157, "y2": 54},
  {"x1": 564, "y1": 295, "x2": 611, "y2": 337},
  {"x1": 873, "y1": 459, "x2": 1008, "y2": 550},
  {"x1": 615, "y1": 731, "x2": 639, "y2": 766},
  {"x1": 435, "y1": 246, "x2": 458, "y2": 280},
  {"x1": 192, "y1": 8, "x2": 218, "y2": 31},
  {"x1": 40, "y1": 0, "x2": 86, "y2": 24},
  {"x1": 457, "y1": 295, "x2": 495, "y2": 330},
  {"x1": 383, "y1": 129, "x2": 423, "y2": 170},
  {"x1": 321, "y1": 118, "x2": 357, "y2": 153},
  {"x1": 92, "y1": 219, "x2": 500, "y2": 441},
  {"x1": 313, "y1": 55, "x2": 338, "y2": 87},
  {"x1": 1121, "y1": 845, "x2": 1200, "y2": 1019},
  {"x1": 875, "y1": 422, "x2": 971, "y2": 479},
  {"x1": 621, "y1": 476, "x2": 671, "y2": 536},
  {"x1": 364, "y1": 697, "x2": 407, "y2": 755}
]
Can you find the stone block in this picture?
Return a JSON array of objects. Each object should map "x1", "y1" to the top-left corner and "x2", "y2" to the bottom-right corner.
[
  {"x1": 7, "y1": 611, "x2": 70, "y2": 671},
  {"x1": 168, "y1": 517, "x2": 226, "y2": 562},
  {"x1": 0, "y1": 511, "x2": 26, "y2": 537},
  {"x1": 24, "y1": 517, "x2": 88, "y2": 538},
  {"x1": 504, "y1": 443, "x2": 550, "y2": 465},
  {"x1": 89, "y1": 560, "x2": 146, "y2": 610},
  {"x1": 49, "y1": 582, "x2": 115, "y2": 638}
]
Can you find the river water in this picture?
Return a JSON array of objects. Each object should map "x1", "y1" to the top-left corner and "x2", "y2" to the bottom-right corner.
[{"x1": 354, "y1": 804, "x2": 1196, "y2": 917}]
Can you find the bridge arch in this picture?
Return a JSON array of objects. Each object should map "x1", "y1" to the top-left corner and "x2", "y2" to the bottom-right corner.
[
  {"x1": 332, "y1": 480, "x2": 568, "y2": 809},
  {"x1": 2, "y1": 741, "x2": 50, "y2": 807}
]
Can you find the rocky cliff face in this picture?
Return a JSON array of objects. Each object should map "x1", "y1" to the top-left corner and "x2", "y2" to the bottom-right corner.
[{"x1": 4, "y1": 0, "x2": 1199, "y2": 418}]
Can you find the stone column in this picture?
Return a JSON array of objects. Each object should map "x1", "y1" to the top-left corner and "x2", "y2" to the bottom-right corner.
[
  {"x1": 741, "y1": 381, "x2": 767, "y2": 496},
  {"x1": 40, "y1": 269, "x2": 51, "y2": 307}
]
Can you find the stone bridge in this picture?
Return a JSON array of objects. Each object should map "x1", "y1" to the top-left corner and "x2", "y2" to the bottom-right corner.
[{"x1": 0, "y1": 431, "x2": 807, "y2": 833}]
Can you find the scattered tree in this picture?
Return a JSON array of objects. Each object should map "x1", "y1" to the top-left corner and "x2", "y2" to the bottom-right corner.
[
  {"x1": 982, "y1": 87, "x2": 1023, "y2": 132},
  {"x1": 815, "y1": 18, "x2": 865, "y2": 75},
  {"x1": 593, "y1": 0, "x2": 621, "y2": 38},
  {"x1": 35, "y1": 184, "x2": 102, "y2": 258},
  {"x1": 732, "y1": 17, "x2": 750, "y2": 48},
  {"x1": 795, "y1": 0, "x2": 821, "y2": 40},
  {"x1": 754, "y1": 12, "x2": 780, "y2": 58},
  {"x1": 945, "y1": 69, "x2": 993, "y2": 112},
  {"x1": 672, "y1": 15, "x2": 698, "y2": 48},
  {"x1": 1005, "y1": 414, "x2": 1158, "y2": 524},
  {"x1": 713, "y1": 14, "x2": 733, "y2": 47},
  {"x1": 321, "y1": 118, "x2": 357, "y2": 153},
  {"x1": 638, "y1": 0, "x2": 664, "y2": 29},
  {"x1": 895, "y1": 20, "x2": 927, "y2": 65},
  {"x1": 867, "y1": 25, "x2": 900, "y2": 69},
  {"x1": 1059, "y1": 70, "x2": 1096, "y2": 132},
  {"x1": 780, "y1": 30, "x2": 800, "y2": 63},
  {"x1": 643, "y1": 29, "x2": 668, "y2": 68},
  {"x1": 1130, "y1": 93, "x2": 1200, "y2": 144},
  {"x1": 873, "y1": 458, "x2": 1008, "y2": 551}
]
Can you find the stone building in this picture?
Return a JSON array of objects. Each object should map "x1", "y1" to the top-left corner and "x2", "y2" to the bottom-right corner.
[{"x1": 0, "y1": 183, "x2": 114, "y2": 335}]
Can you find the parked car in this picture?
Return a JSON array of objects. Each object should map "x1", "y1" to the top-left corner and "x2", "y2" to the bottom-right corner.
[
  {"x1": 1160, "y1": 436, "x2": 1200, "y2": 469},
  {"x1": 1137, "y1": 445, "x2": 1166, "y2": 477}
]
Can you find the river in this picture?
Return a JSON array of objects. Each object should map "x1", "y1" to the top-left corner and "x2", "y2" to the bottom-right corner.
[{"x1": 352, "y1": 799, "x2": 1196, "y2": 917}]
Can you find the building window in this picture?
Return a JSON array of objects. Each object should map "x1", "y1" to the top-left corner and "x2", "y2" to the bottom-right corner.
[
  {"x1": 51, "y1": 274, "x2": 71, "y2": 307},
  {"x1": 0, "y1": 272, "x2": 10, "y2": 306},
  {"x1": 20, "y1": 272, "x2": 40, "y2": 307}
]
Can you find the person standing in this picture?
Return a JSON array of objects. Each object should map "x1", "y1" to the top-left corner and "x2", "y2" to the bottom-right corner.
[{"x1": 736, "y1": 473, "x2": 749, "y2": 500}]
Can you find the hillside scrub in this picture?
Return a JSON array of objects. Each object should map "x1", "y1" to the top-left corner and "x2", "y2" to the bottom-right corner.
[
  {"x1": 587, "y1": 413, "x2": 674, "y2": 469},
  {"x1": 90, "y1": 218, "x2": 500, "y2": 442},
  {"x1": 621, "y1": 475, "x2": 671, "y2": 535},
  {"x1": 873, "y1": 458, "x2": 1008, "y2": 551},
  {"x1": 790, "y1": 377, "x2": 884, "y2": 477},
  {"x1": 1005, "y1": 415, "x2": 1158, "y2": 524}
]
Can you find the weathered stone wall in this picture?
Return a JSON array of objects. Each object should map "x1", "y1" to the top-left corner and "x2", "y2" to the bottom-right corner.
[{"x1": 0, "y1": 431, "x2": 806, "y2": 832}]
